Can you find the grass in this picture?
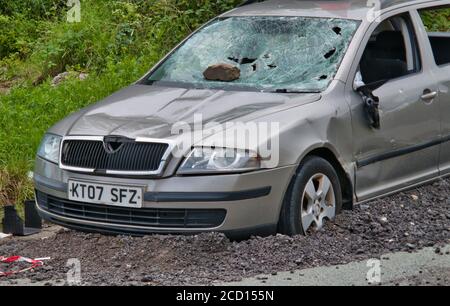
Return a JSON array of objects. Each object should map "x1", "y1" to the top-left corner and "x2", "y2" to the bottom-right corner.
[
  {"x1": 0, "y1": 1, "x2": 448, "y2": 214},
  {"x1": 0, "y1": 0, "x2": 241, "y2": 213},
  {"x1": 0, "y1": 165, "x2": 29, "y2": 227}
]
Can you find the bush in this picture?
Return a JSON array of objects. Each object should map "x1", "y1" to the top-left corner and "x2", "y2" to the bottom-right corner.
[
  {"x1": 421, "y1": 8, "x2": 450, "y2": 32},
  {"x1": 0, "y1": 0, "x2": 241, "y2": 206},
  {"x1": 0, "y1": 14, "x2": 46, "y2": 59},
  {"x1": 0, "y1": 0, "x2": 66, "y2": 20}
]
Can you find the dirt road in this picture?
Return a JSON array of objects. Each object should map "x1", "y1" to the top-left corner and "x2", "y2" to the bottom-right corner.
[{"x1": 0, "y1": 178, "x2": 449, "y2": 286}]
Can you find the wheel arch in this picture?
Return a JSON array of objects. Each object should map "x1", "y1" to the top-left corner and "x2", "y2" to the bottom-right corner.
[
  {"x1": 302, "y1": 147, "x2": 354, "y2": 210},
  {"x1": 283, "y1": 144, "x2": 354, "y2": 212},
  {"x1": 277, "y1": 145, "x2": 354, "y2": 234}
]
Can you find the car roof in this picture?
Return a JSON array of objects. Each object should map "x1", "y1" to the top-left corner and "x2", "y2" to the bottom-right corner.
[{"x1": 223, "y1": 0, "x2": 436, "y2": 20}]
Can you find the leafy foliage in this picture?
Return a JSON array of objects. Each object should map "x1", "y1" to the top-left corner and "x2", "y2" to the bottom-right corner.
[
  {"x1": 0, "y1": 0, "x2": 240, "y2": 205},
  {"x1": 420, "y1": 8, "x2": 450, "y2": 32},
  {"x1": 0, "y1": 0, "x2": 67, "y2": 20}
]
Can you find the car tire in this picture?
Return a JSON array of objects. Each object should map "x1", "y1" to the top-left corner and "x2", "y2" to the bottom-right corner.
[{"x1": 279, "y1": 156, "x2": 343, "y2": 236}]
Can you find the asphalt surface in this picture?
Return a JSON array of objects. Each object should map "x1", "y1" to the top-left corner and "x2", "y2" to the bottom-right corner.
[
  {"x1": 0, "y1": 178, "x2": 449, "y2": 286},
  {"x1": 223, "y1": 244, "x2": 450, "y2": 286}
]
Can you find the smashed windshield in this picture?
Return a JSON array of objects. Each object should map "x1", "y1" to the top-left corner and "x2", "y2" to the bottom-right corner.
[{"x1": 147, "y1": 17, "x2": 359, "y2": 92}]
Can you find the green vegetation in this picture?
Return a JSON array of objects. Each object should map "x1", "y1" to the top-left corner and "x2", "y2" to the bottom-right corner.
[
  {"x1": 420, "y1": 7, "x2": 450, "y2": 32},
  {"x1": 0, "y1": 0, "x2": 241, "y2": 207},
  {"x1": 0, "y1": 0, "x2": 447, "y2": 209}
]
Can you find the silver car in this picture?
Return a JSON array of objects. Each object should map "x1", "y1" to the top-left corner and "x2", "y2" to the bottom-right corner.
[{"x1": 34, "y1": 0, "x2": 450, "y2": 238}]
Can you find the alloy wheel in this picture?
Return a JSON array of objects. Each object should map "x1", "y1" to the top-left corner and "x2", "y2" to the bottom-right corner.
[{"x1": 300, "y1": 173, "x2": 336, "y2": 232}]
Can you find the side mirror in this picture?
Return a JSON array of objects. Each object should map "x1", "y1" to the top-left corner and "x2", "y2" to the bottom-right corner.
[
  {"x1": 353, "y1": 72, "x2": 385, "y2": 129},
  {"x1": 356, "y1": 84, "x2": 381, "y2": 130}
]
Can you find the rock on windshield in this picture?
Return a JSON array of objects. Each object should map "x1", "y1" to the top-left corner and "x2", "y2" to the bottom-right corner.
[{"x1": 148, "y1": 16, "x2": 359, "y2": 92}]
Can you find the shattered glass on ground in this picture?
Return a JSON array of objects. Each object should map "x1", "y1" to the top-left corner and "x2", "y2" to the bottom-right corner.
[{"x1": 149, "y1": 17, "x2": 359, "y2": 92}]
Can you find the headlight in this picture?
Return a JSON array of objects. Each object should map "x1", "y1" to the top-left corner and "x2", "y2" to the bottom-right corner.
[
  {"x1": 178, "y1": 147, "x2": 261, "y2": 174},
  {"x1": 37, "y1": 134, "x2": 62, "y2": 164}
]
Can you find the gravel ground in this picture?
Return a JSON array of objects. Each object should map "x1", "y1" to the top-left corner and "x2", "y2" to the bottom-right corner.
[
  {"x1": 385, "y1": 267, "x2": 450, "y2": 286},
  {"x1": 0, "y1": 178, "x2": 449, "y2": 286}
]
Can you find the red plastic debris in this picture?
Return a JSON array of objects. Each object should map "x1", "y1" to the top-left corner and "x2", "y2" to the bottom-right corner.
[{"x1": 0, "y1": 256, "x2": 45, "y2": 277}]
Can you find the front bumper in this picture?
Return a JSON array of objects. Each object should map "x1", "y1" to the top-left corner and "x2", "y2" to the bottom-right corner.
[{"x1": 34, "y1": 157, "x2": 296, "y2": 237}]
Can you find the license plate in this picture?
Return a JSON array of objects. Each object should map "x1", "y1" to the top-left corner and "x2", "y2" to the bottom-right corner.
[{"x1": 68, "y1": 180, "x2": 143, "y2": 208}]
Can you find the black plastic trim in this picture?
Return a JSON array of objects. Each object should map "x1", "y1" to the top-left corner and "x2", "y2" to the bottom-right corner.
[
  {"x1": 36, "y1": 192, "x2": 227, "y2": 229},
  {"x1": 144, "y1": 187, "x2": 272, "y2": 203},
  {"x1": 38, "y1": 207, "x2": 277, "y2": 240},
  {"x1": 356, "y1": 137, "x2": 447, "y2": 168}
]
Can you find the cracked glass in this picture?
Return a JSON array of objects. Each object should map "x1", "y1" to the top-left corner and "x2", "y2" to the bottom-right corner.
[{"x1": 148, "y1": 17, "x2": 359, "y2": 92}]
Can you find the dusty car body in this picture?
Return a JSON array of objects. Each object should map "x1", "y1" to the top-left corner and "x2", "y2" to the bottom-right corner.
[{"x1": 34, "y1": 0, "x2": 450, "y2": 238}]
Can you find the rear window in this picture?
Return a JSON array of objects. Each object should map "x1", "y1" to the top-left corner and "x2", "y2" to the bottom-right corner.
[{"x1": 419, "y1": 6, "x2": 450, "y2": 66}]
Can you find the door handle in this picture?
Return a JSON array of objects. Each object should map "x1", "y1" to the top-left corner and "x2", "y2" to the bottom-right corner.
[{"x1": 421, "y1": 90, "x2": 438, "y2": 101}]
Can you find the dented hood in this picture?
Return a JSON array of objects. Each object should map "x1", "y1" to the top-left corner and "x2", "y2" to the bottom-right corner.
[{"x1": 68, "y1": 84, "x2": 321, "y2": 139}]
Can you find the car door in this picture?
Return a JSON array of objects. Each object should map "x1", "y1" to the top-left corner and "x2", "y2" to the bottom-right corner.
[
  {"x1": 417, "y1": 5, "x2": 450, "y2": 176},
  {"x1": 347, "y1": 11, "x2": 441, "y2": 201}
]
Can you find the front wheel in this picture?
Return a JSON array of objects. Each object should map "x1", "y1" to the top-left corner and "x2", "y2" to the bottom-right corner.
[{"x1": 279, "y1": 156, "x2": 342, "y2": 236}]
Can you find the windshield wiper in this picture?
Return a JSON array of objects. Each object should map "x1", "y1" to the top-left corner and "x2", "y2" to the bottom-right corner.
[{"x1": 273, "y1": 89, "x2": 319, "y2": 94}]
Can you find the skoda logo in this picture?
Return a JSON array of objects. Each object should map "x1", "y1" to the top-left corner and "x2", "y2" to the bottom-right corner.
[{"x1": 103, "y1": 136, "x2": 125, "y2": 154}]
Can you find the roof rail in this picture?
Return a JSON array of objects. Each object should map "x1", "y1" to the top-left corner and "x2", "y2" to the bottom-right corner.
[{"x1": 239, "y1": 0, "x2": 266, "y2": 7}]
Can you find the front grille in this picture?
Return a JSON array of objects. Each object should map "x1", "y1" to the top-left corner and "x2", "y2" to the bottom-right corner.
[
  {"x1": 36, "y1": 191, "x2": 226, "y2": 229},
  {"x1": 61, "y1": 139, "x2": 169, "y2": 173}
]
